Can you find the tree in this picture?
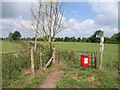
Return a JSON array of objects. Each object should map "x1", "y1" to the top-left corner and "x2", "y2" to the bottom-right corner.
[
  {"x1": 104, "y1": 37, "x2": 111, "y2": 43},
  {"x1": 8, "y1": 32, "x2": 13, "y2": 41},
  {"x1": 111, "y1": 32, "x2": 120, "y2": 43},
  {"x1": 89, "y1": 30, "x2": 103, "y2": 43},
  {"x1": 77, "y1": 37, "x2": 81, "y2": 42},
  {"x1": 82, "y1": 37, "x2": 87, "y2": 42},
  {"x1": 71, "y1": 37, "x2": 76, "y2": 42},
  {"x1": 55, "y1": 37, "x2": 63, "y2": 42},
  {"x1": 30, "y1": 1, "x2": 68, "y2": 54},
  {"x1": 86, "y1": 38, "x2": 90, "y2": 42},
  {"x1": 64, "y1": 37, "x2": 70, "y2": 42},
  {"x1": 12, "y1": 31, "x2": 21, "y2": 40}
]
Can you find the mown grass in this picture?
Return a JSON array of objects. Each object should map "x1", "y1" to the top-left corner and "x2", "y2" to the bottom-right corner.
[{"x1": 1, "y1": 40, "x2": 22, "y2": 53}]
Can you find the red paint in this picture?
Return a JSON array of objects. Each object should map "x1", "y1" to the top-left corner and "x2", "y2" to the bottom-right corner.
[{"x1": 80, "y1": 54, "x2": 90, "y2": 66}]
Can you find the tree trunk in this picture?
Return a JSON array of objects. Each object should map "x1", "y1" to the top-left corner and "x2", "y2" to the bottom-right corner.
[
  {"x1": 30, "y1": 47, "x2": 35, "y2": 76},
  {"x1": 34, "y1": 37, "x2": 37, "y2": 52},
  {"x1": 44, "y1": 56, "x2": 53, "y2": 70},
  {"x1": 52, "y1": 48, "x2": 56, "y2": 64},
  {"x1": 40, "y1": 47, "x2": 42, "y2": 69}
]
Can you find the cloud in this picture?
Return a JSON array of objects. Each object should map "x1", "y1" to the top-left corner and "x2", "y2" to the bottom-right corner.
[
  {"x1": 1, "y1": 18, "x2": 35, "y2": 38},
  {"x1": 88, "y1": 1, "x2": 118, "y2": 25},
  {"x1": 1, "y1": 1, "x2": 118, "y2": 38},
  {"x1": 2, "y1": 2, "x2": 31, "y2": 19},
  {"x1": 67, "y1": 18, "x2": 95, "y2": 30},
  {"x1": 98, "y1": 26, "x2": 118, "y2": 37},
  {"x1": 57, "y1": 18, "x2": 95, "y2": 37},
  {"x1": 1, "y1": 17, "x2": 118, "y2": 38},
  {"x1": 57, "y1": 18, "x2": 118, "y2": 38}
]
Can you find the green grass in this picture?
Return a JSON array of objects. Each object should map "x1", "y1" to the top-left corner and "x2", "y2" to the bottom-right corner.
[
  {"x1": 54, "y1": 42, "x2": 118, "y2": 68},
  {"x1": 2, "y1": 41, "x2": 119, "y2": 88},
  {"x1": 54, "y1": 42, "x2": 118, "y2": 88},
  {"x1": 4, "y1": 72, "x2": 44, "y2": 88},
  {"x1": 3, "y1": 66, "x2": 53, "y2": 88},
  {"x1": 1, "y1": 40, "x2": 22, "y2": 53}
]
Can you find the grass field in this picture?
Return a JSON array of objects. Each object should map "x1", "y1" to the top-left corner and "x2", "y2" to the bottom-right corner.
[
  {"x1": 29, "y1": 41, "x2": 119, "y2": 88},
  {"x1": 1, "y1": 40, "x2": 22, "y2": 53},
  {"x1": 2, "y1": 40, "x2": 119, "y2": 88},
  {"x1": 54, "y1": 42, "x2": 118, "y2": 70},
  {"x1": 53, "y1": 42, "x2": 118, "y2": 88}
]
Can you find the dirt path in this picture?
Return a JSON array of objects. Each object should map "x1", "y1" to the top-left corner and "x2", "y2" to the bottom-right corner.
[{"x1": 40, "y1": 62, "x2": 66, "y2": 88}]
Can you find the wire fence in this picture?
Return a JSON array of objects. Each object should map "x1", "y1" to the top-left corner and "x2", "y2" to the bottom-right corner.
[{"x1": 55, "y1": 49, "x2": 98, "y2": 69}]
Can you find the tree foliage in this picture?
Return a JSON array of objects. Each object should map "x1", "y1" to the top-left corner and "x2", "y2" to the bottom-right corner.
[
  {"x1": 89, "y1": 30, "x2": 103, "y2": 43},
  {"x1": 111, "y1": 32, "x2": 120, "y2": 43},
  {"x1": 10, "y1": 31, "x2": 21, "y2": 41}
]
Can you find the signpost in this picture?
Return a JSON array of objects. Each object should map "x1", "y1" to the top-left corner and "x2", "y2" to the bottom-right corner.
[
  {"x1": 96, "y1": 31, "x2": 104, "y2": 70},
  {"x1": 99, "y1": 33, "x2": 104, "y2": 70}
]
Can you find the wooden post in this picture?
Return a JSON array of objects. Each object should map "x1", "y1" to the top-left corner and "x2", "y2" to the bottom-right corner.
[
  {"x1": 39, "y1": 47, "x2": 42, "y2": 69},
  {"x1": 58, "y1": 50, "x2": 60, "y2": 64},
  {"x1": 52, "y1": 48, "x2": 56, "y2": 64},
  {"x1": 99, "y1": 33, "x2": 104, "y2": 70},
  {"x1": 30, "y1": 47, "x2": 35, "y2": 76},
  {"x1": 44, "y1": 56, "x2": 53, "y2": 70},
  {"x1": 100, "y1": 51, "x2": 103, "y2": 70},
  {"x1": 28, "y1": 43, "x2": 30, "y2": 50},
  {"x1": 94, "y1": 51, "x2": 97, "y2": 69},
  {"x1": 91, "y1": 53, "x2": 93, "y2": 68}
]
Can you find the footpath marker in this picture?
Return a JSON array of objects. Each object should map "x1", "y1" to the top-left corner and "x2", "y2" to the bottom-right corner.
[
  {"x1": 96, "y1": 31, "x2": 104, "y2": 70},
  {"x1": 99, "y1": 32, "x2": 104, "y2": 70}
]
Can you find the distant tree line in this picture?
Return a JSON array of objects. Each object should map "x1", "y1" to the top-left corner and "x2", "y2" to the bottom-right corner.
[
  {"x1": 3, "y1": 31, "x2": 21, "y2": 41},
  {"x1": 1, "y1": 30, "x2": 120, "y2": 44},
  {"x1": 20, "y1": 31, "x2": 120, "y2": 44}
]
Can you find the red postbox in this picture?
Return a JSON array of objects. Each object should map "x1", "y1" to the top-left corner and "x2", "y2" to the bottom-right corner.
[{"x1": 80, "y1": 54, "x2": 90, "y2": 66}]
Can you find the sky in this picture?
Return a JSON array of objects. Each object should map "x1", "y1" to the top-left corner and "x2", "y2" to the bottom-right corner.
[{"x1": 1, "y1": 0, "x2": 119, "y2": 38}]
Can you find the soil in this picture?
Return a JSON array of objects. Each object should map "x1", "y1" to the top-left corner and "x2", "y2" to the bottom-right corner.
[{"x1": 40, "y1": 62, "x2": 66, "y2": 88}]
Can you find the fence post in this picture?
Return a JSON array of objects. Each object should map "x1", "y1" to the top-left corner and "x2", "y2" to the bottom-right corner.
[
  {"x1": 28, "y1": 43, "x2": 30, "y2": 50},
  {"x1": 99, "y1": 33, "x2": 104, "y2": 70},
  {"x1": 94, "y1": 51, "x2": 97, "y2": 69},
  {"x1": 30, "y1": 47, "x2": 35, "y2": 76},
  {"x1": 91, "y1": 53, "x2": 93, "y2": 68},
  {"x1": 99, "y1": 51, "x2": 103, "y2": 70},
  {"x1": 52, "y1": 48, "x2": 56, "y2": 64},
  {"x1": 58, "y1": 50, "x2": 60, "y2": 64},
  {"x1": 39, "y1": 47, "x2": 42, "y2": 69}
]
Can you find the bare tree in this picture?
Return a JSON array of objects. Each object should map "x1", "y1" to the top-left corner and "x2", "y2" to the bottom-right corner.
[
  {"x1": 31, "y1": 1, "x2": 68, "y2": 54},
  {"x1": 31, "y1": 2, "x2": 42, "y2": 52},
  {"x1": 18, "y1": 1, "x2": 68, "y2": 68}
]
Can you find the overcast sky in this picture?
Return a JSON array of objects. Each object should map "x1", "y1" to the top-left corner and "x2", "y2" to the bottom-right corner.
[{"x1": 1, "y1": 0, "x2": 119, "y2": 38}]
